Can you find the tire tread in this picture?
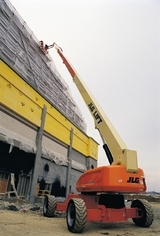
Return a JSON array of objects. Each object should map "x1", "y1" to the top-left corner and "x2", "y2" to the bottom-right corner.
[
  {"x1": 43, "y1": 195, "x2": 56, "y2": 217},
  {"x1": 67, "y1": 198, "x2": 87, "y2": 233},
  {"x1": 131, "y1": 199, "x2": 154, "y2": 227}
]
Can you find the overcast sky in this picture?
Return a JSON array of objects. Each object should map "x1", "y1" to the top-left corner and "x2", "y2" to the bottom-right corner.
[{"x1": 9, "y1": 0, "x2": 160, "y2": 192}]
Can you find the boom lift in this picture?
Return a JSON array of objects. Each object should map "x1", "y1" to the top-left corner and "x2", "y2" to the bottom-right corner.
[{"x1": 40, "y1": 42, "x2": 154, "y2": 233}]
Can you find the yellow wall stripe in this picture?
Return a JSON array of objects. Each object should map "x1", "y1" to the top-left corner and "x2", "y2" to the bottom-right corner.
[{"x1": 0, "y1": 60, "x2": 98, "y2": 160}]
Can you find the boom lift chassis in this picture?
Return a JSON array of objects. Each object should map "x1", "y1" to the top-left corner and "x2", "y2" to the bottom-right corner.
[
  {"x1": 43, "y1": 193, "x2": 153, "y2": 233},
  {"x1": 40, "y1": 42, "x2": 154, "y2": 233}
]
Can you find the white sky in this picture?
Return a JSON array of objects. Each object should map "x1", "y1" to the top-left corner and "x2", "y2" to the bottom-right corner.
[{"x1": 9, "y1": 0, "x2": 160, "y2": 192}]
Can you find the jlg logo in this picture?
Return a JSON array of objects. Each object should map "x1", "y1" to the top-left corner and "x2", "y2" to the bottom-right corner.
[
  {"x1": 88, "y1": 102, "x2": 102, "y2": 124},
  {"x1": 127, "y1": 177, "x2": 140, "y2": 183}
]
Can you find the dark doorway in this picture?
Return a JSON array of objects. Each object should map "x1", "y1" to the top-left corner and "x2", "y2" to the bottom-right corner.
[{"x1": 0, "y1": 141, "x2": 35, "y2": 191}]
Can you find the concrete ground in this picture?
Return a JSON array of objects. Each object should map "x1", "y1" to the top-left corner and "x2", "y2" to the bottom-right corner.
[{"x1": 0, "y1": 197, "x2": 159, "y2": 236}]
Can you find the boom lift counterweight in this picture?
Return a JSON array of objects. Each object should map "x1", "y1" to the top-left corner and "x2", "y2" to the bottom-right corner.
[{"x1": 40, "y1": 42, "x2": 154, "y2": 233}]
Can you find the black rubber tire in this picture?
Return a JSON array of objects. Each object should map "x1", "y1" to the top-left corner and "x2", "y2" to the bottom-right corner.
[
  {"x1": 66, "y1": 198, "x2": 87, "y2": 233},
  {"x1": 43, "y1": 195, "x2": 56, "y2": 217},
  {"x1": 131, "y1": 199, "x2": 154, "y2": 227}
]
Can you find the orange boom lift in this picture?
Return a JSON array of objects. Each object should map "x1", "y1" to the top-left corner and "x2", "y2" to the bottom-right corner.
[{"x1": 40, "y1": 42, "x2": 154, "y2": 233}]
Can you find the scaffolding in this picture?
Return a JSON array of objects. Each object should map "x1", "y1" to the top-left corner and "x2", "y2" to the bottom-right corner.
[{"x1": 0, "y1": 0, "x2": 87, "y2": 132}]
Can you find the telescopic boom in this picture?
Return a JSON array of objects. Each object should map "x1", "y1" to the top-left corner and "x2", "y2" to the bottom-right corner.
[{"x1": 44, "y1": 42, "x2": 138, "y2": 173}]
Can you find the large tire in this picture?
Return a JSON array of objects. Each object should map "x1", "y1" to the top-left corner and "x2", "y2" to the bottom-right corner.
[
  {"x1": 43, "y1": 195, "x2": 56, "y2": 217},
  {"x1": 131, "y1": 199, "x2": 154, "y2": 227},
  {"x1": 66, "y1": 198, "x2": 87, "y2": 233}
]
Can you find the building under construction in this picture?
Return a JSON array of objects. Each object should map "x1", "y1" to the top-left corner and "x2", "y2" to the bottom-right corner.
[{"x1": 0, "y1": 0, "x2": 98, "y2": 203}]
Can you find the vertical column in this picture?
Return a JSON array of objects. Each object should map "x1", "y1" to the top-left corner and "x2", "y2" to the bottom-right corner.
[
  {"x1": 29, "y1": 105, "x2": 47, "y2": 203},
  {"x1": 66, "y1": 127, "x2": 73, "y2": 197}
]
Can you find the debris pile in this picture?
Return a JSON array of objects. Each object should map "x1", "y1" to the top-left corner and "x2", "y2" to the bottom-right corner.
[{"x1": 0, "y1": 198, "x2": 42, "y2": 214}]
